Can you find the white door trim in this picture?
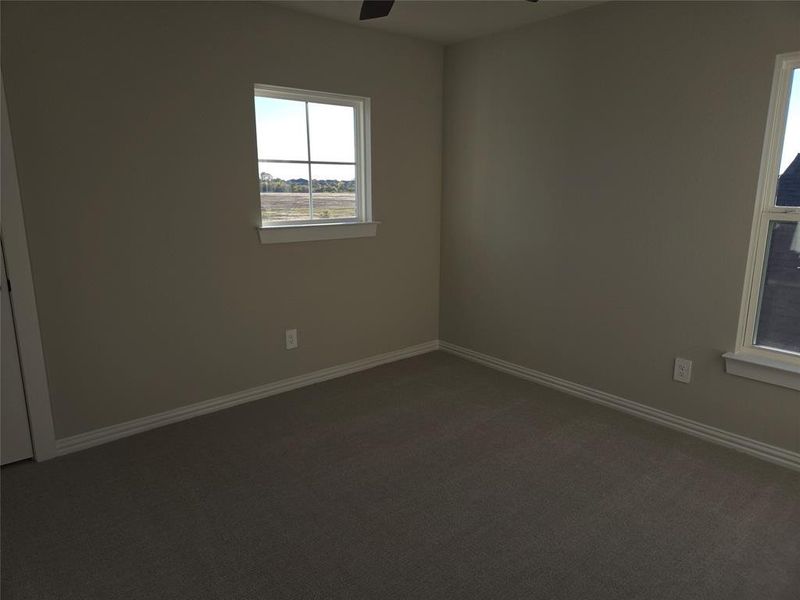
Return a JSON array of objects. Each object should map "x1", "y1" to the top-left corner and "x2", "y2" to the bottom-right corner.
[{"x1": 1, "y1": 76, "x2": 57, "y2": 460}]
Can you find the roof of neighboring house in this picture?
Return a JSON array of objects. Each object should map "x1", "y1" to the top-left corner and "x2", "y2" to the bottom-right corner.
[{"x1": 777, "y1": 153, "x2": 800, "y2": 207}]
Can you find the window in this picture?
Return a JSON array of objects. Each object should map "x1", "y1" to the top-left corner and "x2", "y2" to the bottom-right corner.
[
  {"x1": 725, "y1": 51, "x2": 800, "y2": 390},
  {"x1": 253, "y1": 84, "x2": 375, "y2": 243}
]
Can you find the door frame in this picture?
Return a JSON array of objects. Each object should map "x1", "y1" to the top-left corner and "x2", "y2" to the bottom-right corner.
[{"x1": 2, "y1": 76, "x2": 57, "y2": 461}]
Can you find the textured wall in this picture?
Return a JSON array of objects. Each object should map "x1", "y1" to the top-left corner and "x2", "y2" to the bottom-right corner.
[
  {"x1": 441, "y1": 2, "x2": 800, "y2": 452},
  {"x1": 2, "y1": 1, "x2": 442, "y2": 438}
]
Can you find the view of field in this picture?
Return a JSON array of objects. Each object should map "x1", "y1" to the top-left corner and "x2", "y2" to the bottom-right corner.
[{"x1": 261, "y1": 192, "x2": 356, "y2": 222}]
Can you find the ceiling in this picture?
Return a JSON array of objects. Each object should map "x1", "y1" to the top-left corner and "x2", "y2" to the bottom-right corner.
[{"x1": 272, "y1": 1, "x2": 600, "y2": 45}]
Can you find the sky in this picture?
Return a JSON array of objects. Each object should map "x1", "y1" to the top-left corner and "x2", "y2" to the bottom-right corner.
[
  {"x1": 254, "y1": 97, "x2": 355, "y2": 182},
  {"x1": 780, "y1": 69, "x2": 800, "y2": 175}
]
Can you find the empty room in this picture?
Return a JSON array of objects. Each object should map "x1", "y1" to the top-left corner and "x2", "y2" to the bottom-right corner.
[{"x1": 1, "y1": 1, "x2": 799, "y2": 598}]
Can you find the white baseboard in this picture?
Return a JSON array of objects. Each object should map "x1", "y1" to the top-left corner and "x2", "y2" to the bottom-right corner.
[
  {"x1": 440, "y1": 341, "x2": 800, "y2": 472},
  {"x1": 56, "y1": 340, "x2": 440, "y2": 456},
  {"x1": 56, "y1": 338, "x2": 800, "y2": 472}
]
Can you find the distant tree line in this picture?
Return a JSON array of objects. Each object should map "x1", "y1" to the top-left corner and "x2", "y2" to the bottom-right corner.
[{"x1": 259, "y1": 172, "x2": 355, "y2": 194}]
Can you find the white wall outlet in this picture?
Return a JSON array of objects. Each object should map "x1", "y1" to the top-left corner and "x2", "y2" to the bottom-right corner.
[
  {"x1": 285, "y1": 328, "x2": 298, "y2": 350},
  {"x1": 673, "y1": 357, "x2": 692, "y2": 384}
]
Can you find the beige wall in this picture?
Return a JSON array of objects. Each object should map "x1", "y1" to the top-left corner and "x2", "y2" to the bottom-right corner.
[
  {"x1": 4, "y1": 0, "x2": 799, "y2": 453},
  {"x1": 441, "y1": 2, "x2": 800, "y2": 452},
  {"x1": 1, "y1": 1, "x2": 442, "y2": 438}
]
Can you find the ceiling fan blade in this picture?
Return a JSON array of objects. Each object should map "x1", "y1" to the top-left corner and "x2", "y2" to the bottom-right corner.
[{"x1": 360, "y1": 0, "x2": 395, "y2": 20}]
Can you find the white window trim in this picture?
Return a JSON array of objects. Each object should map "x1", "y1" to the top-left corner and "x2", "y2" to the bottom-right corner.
[
  {"x1": 256, "y1": 221, "x2": 378, "y2": 244},
  {"x1": 726, "y1": 51, "x2": 800, "y2": 390},
  {"x1": 253, "y1": 84, "x2": 375, "y2": 244}
]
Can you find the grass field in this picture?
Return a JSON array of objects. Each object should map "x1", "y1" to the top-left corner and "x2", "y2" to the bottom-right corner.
[{"x1": 261, "y1": 192, "x2": 356, "y2": 222}]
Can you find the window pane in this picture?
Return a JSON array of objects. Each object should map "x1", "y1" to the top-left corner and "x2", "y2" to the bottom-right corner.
[
  {"x1": 311, "y1": 164, "x2": 356, "y2": 220},
  {"x1": 777, "y1": 69, "x2": 799, "y2": 207},
  {"x1": 259, "y1": 161, "x2": 310, "y2": 223},
  {"x1": 254, "y1": 97, "x2": 308, "y2": 161},
  {"x1": 755, "y1": 221, "x2": 800, "y2": 353},
  {"x1": 308, "y1": 102, "x2": 355, "y2": 163}
]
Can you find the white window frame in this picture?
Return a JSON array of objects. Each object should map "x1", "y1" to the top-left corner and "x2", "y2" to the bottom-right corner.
[
  {"x1": 724, "y1": 51, "x2": 800, "y2": 390},
  {"x1": 253, "y1": 84, "x2": 376, "y2": 244}
]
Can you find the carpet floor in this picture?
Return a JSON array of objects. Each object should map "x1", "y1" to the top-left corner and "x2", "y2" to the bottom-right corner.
[{"x1": 2, "y1": 351, "x2": 799, "y2": 599}]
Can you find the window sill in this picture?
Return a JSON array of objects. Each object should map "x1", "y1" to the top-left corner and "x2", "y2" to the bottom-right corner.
[
  {"x1": 257, "y1": 221, "x2": 379, "y2": 245},
  {"x1": 722, "y1": 351, "x2": 800, "y2": 391}
]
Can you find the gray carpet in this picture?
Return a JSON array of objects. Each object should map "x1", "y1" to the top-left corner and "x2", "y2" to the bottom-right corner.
[{"x1": 2, "y1": 351, "x2": 799, "y2": 599}]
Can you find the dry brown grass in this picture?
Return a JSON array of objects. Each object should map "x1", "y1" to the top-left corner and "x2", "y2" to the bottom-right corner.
[{"x1": 260, "y1": 192, "x2": 357, "y2": 222}]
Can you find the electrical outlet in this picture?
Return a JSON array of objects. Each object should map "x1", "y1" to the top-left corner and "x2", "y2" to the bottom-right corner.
[
  {"x1": 285, "y1": 328, "x2": 298, "y2": 350},
  {"x1": 673, "y1": 357, "x2": 692, "y2": 384}
]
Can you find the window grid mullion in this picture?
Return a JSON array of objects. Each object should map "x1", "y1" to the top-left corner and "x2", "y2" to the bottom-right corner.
[
  {"x1": 258, "y1": 159, "x2": 356, "y2": 166},
  {"x1": 305, "y1": 102, "x2": 313, "y2": 220},
  {"x1": 761, "y1": 210, "x2": 800, "y2": 222}
]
